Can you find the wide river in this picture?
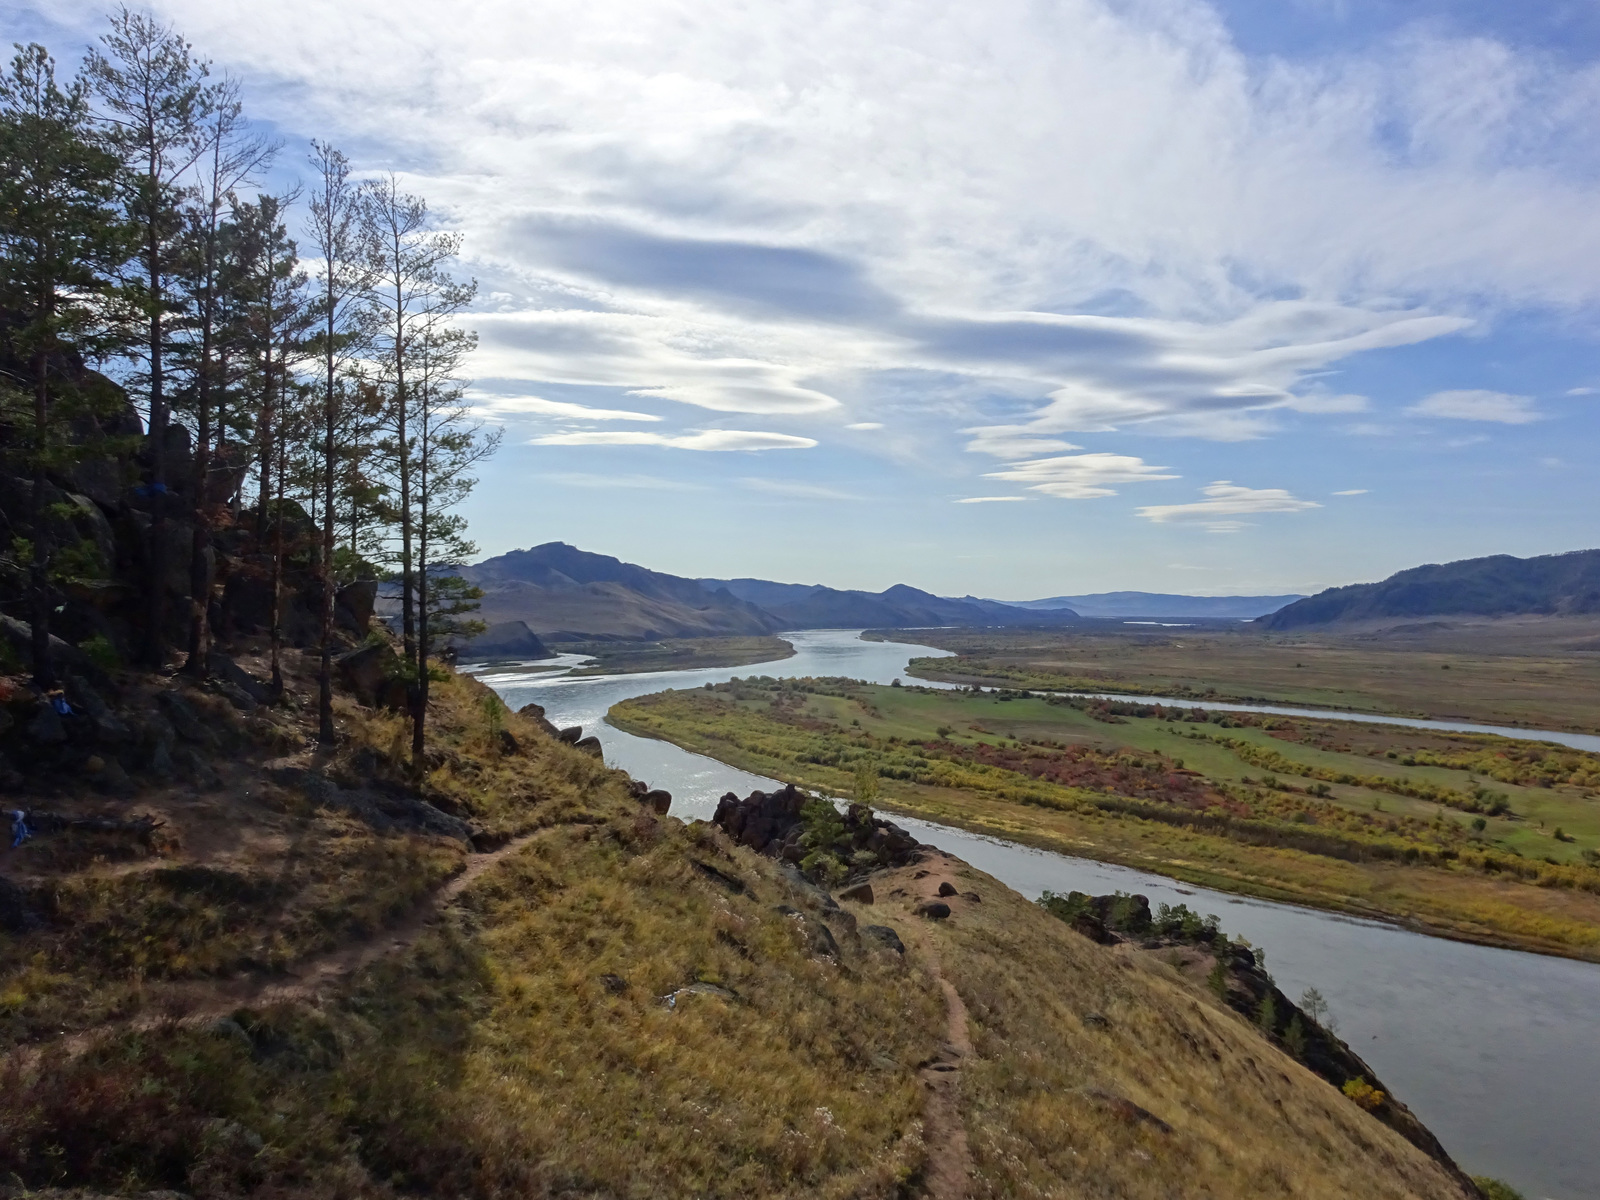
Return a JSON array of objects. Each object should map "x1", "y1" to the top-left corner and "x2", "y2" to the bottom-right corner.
[{"x1": 479, "y1": 630, "x2": 1599, "y2": 1199}]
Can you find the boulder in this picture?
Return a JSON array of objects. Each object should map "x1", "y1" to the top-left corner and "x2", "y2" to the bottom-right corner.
[
  {"x1": 574, "y1": 735, "x2": 604, "y2": 758},
  {"x1": 517, "y1": 701, "x2": 560, "y2": 737},
  {"x1": 863, "y1": 925, "x2": 905, "y2": 954},
  {"x1": 838, "y1": 882, "x2": 874, "y2": 905},
  {"x1": 335, "y1": 580, "x2": 378, "y2": 634},
  {"x1": 937, "y1": 881, "x2": 958, "y2": 897},
  {"x1": 209, "y1": 652, "x2": 273, "y2": 704},
  {"x1": 915, "y1": 900, "x2": 951, "y2": 920},
  {"x1": 334, "y1": 642, "x2": 409, "y2": 710},
  {"x1": 642, "y1": 789, "x2": 672, "y2": 814},
  {"x1": 556, "y1": 725, "x2": 583, "y2": 744}
]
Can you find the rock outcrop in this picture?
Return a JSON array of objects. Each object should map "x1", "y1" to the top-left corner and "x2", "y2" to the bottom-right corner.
[{"x1": 710, "y1": 783, "x2": 924, "y2": 879}]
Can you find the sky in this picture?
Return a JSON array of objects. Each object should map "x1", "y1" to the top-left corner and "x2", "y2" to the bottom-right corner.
[{"x1": 11, "y1": 0, "x2": 1600, "y2": 599}]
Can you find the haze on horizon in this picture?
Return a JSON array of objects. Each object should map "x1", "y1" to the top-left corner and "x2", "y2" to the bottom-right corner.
[{"x1": 12, "y1": 0, "x2": 1600, "y2": 599}]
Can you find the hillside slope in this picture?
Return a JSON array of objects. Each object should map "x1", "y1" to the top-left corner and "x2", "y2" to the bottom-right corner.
[
  {"x1": 702, "y1": 578, "x2": 1081, "y2": 629},
  {"x1": 1263, "y1": 549, "x2": 1600, "y2": 629},
  {"x1": 0, "y1": 654, "x2": 1482, "y2": 1198},
  {"x1": 459, "y1": 543, "x2": 781, "y2": 640}
]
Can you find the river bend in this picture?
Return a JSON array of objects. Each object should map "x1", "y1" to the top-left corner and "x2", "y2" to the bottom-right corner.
[{"x1": 479, "y1": 629, "x2": 1600, "y2": 1199}]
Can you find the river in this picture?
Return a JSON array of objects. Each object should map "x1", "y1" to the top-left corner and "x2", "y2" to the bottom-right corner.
[{"x1": 477, "y1": 629, "x2": 1600, "y2": 1199}]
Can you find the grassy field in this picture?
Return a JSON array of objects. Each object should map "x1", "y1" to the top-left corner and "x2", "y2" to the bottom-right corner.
[
  {"x1": 610, "y1": 678, "x2": 1600, "y2": 960},
  {"x1": 562, "y1": 635, "x2": 795, "y2": 676},
  {"x1": 873, "y1": 623, "x2": 1600, "y2": 733}
]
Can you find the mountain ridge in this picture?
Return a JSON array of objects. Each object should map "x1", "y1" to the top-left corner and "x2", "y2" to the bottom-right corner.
[
  {"x1": 1261, "y1": 549, "x2": 1600, "y2": 630},
  {"x1": 1004, "y1": 591, "x2": 1305, "y2": 618}
]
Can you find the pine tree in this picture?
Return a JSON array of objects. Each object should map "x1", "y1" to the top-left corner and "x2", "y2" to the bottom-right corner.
[
  {"x1": 176, "y1": 78, "x2": 275, "y2": 677},
  {"x1": 86, "y1": 7, "x2": 211, "y2": 668},
  {"x1": 0, "y1": 43, "x2": 133, "y2": 688},
  {"x1": 305, "y1": 140, "x2": 370, "y2": 744}
]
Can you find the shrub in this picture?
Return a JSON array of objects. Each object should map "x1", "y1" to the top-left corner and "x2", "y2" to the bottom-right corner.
[{"x1": 1341, "y1": 1077, "x2": 1384, "y2": 1111}]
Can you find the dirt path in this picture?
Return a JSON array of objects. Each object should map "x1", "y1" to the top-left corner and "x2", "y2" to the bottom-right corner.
[
  {"x1": 870, "y1": 852, "x2": 978, "y2": 1200},
  {"x1": 7, "y1": 828, "x2": 548, "y2": 1069}
]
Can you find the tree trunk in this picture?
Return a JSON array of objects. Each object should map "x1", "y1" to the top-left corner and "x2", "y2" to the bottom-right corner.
[
  {"x1": 28, "y1": 350, "x2": 55, "y2": 690},
  {"x1": 318, "y1": 329, "x2": 336, "y2": 745},
  {"x1": 142, "y1": 209, "x2": 169, "y2": 670}
]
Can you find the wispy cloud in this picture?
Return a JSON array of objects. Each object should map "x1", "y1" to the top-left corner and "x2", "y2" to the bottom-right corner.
[
  {"x1": 984, "y1": 452, "x2": 1178, "y2": 499},
  {"x1": 845, "y1": 422, "x2": 884, "y2": 430},
  {"x1": 528, "y1": 429, "x2": 818, "y2": 451},
  {"x1": 955, "y1": 496, "x2": 1026, "y2": 503},
  {"x1": 1332, "y1": 488, "x2": 1368, "y2": 495},
  {"x1": 471, "y1": 393, "x2": 662, "y2": 421},
  {"x1": 739, "y1": 478, "x2": 862, "y2": 500},
  {"x1": 1136, "y1": 482, "x2": 1321, "y2": 533},
  {"x1": 1408, "y1": 390, "x2": 1541, "y2": 424}
]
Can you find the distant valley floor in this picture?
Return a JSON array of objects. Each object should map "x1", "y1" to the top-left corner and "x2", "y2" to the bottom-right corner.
[{"x1": 871, "y1": 616, "x2": 1600, "y2": 735}]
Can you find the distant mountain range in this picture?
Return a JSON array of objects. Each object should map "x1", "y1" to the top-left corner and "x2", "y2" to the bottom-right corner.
[
  {"x1": 1260, "y1": 549, "x2": 1600, "y2": 630},
  {"x1": 697, "y1": 577, "x2": 1079, "y2": 631},
  {"x1": 1002, "y1": 591, "x2": 1304, "y2": 619}
]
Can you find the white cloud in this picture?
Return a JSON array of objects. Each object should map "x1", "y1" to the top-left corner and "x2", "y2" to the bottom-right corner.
[
  {"x1": 1408, "y1": 389, "x2": 1541, "y2": 424},
  {"x1": 963, "y1": 426, "x2": 1082, "y2": 457},
  {"x1": 739, "y1": 478, "x2": 861, "y2": 500},
  {"x1": 1136, "y1": 481, "x2": 1322, "y2": 532},
  {"x1": 528, "y1": 429, "x2": 817, "y2": 451},
  {"x1": 471, "y1": 393, "x2": 661, "y2": 421},
  {"x1": 1567, "y1": 387, "x2": 1597, "y2": 396},
  {"x1": 955, "y1": 495, "x2": 1027, "y2": 503},
  {"x1": 846, "y1": 421, "x2": 885, "y2": 430},
  {"x1": 1332, "y1": 488, "x2": 1368, "y2": 495},
  {"x1": 984, "y1": 452, "x2": 1178, "y2": 500}
]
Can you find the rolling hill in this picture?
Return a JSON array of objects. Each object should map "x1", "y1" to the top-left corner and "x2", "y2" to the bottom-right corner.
[
  {"x1": 700, "y1": 577, "x2": 1081, "y2": 629},
  {"x1": 1261, "y1": 549, "x2": 1600, "y2": 630}
]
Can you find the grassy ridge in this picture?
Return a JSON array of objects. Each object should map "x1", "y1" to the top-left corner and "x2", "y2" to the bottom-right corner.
[{"x1": 609, "y1": 678, "x2": 1600, "y2": 959}]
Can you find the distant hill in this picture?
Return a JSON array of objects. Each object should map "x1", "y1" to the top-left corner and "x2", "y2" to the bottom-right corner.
[
  {"x1": 1260, "y1": 549, "x2": 1600, "y2": 630},
  {"x1": 458, "y1": 544, "x2": 781, "y2": 641},
  {"x1": 1007, "y1": 591, "x2": 1305, "y2": 619},
  {"x1": 700, "y1": 578, "x2": 1080, "y2": 630},
  {"x1": 452, "y1": 545, "x2": 1086, "y2": 640}
]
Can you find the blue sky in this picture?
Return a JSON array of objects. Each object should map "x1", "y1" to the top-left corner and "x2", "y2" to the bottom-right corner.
[{"x1": 13, "y1": 0, "x2": 1600, "y2": 598}]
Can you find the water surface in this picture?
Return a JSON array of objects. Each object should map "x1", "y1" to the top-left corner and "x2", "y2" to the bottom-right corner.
[{"x1": 482, "y1": 630, "x2": 1599, "y2": 1199}]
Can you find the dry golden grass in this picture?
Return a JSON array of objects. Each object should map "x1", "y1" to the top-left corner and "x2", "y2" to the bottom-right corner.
[
  {"x1": 856, "y1": 856, "x2": 1477, "y2": 1200},
  {"x1": 0, "y1": 655, "x2": 1483, "y2": 1197}
]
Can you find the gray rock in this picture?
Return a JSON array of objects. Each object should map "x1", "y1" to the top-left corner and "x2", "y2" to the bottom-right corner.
[
  {"x1": 838, "y1": 882, "x2": 875, "y2": 904},
  {"x1": 642, "y1": 788, "x2": 672, "y2": 814},
  {"x1": 556, "y1": 725, "x2": 583, "y2": 744},
  {"x1": 863, "y1": 925, "x2": 905, "y2": 954},
  {"x1": 915, "y1": 900, "x2": 951, "y2": 920},
  {"x1": 937, "y1": 881, "x2": 958, "y2": 897},
  {"x1": 574, "y1": 735, "x2": 604, "y2": 758}
]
